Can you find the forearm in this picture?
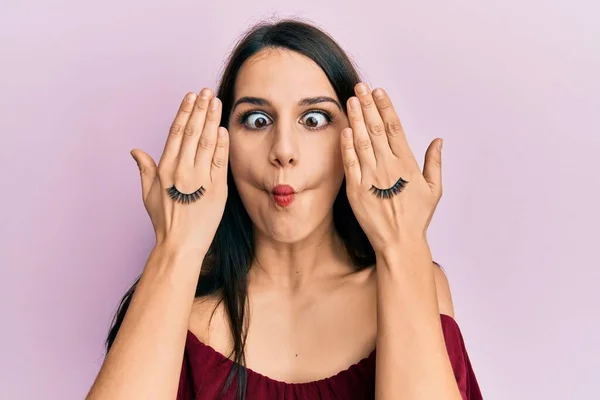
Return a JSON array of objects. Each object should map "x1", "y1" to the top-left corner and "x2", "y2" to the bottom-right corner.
[
  {"x1": 87, "y1": 244, "x2": 205, "y2": 400},
  {"x1": 375, "y1": 240, "x2": 461, "y2": 400}
]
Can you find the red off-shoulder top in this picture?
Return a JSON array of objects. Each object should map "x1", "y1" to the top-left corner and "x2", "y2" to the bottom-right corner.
[{"x1": 177, "y1": 314, "x2": 483, "y2": 399}]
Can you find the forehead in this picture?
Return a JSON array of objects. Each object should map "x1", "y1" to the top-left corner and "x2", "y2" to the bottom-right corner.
[{"x1": 234, "y1": 48, "x2": 337, "y2": 102}]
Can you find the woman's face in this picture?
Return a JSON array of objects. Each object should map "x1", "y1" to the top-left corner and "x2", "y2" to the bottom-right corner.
[{"x1": 228, "y1": 48, "x2": 349, "y2": 243}]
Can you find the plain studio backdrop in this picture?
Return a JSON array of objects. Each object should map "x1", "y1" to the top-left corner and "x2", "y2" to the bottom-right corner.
[{"x1": 1, "y1": 0, "x2": 598, "y2": 399}]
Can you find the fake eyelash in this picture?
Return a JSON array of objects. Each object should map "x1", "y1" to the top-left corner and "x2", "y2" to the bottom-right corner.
[
  {"x1": 369, "y1": 177, "x2": 409, "y2": 199},
  {"x1": 166, "y1": 185, "x2": 206, "y2": 204}
]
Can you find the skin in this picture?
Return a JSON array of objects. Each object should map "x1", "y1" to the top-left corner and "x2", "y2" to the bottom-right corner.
[
  {"x1": 190, "y1": 48, "x2": 457, "y2": 389},
  {"x1": 87, "y1": 47, "x2": 459, "y2": 399}
]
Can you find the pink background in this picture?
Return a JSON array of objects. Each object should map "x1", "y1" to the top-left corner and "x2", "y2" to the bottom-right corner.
[{"x1": 2, "y1": 1, "x2": 599, "y2": 399}]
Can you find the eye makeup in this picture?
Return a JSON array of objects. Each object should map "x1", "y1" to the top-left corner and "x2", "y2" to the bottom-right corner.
[{"x1": 234, "y1": 108, "x2": 337, "y2": 132}]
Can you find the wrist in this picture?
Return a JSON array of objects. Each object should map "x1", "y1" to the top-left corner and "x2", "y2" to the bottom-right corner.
[
  {"x1": 150, "y1": 241, "x2": 207, "y2": 267},
  {"x1": 156, "y1": 236, "x2": 209, "y2": 258},
  {"x1": 375, "y1": 238, "x2": 433, "y2": 281},
  {"x1": 376, "y1": 237, "x2": 431, "y2": 262}
]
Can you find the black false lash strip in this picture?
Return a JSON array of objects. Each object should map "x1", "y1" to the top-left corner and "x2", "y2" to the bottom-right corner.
[
  {"x1": 166, "y1": 185, "x2": 206, "y2": 204},
  {"x1": 369, "y1": 177, "x2": 409, "y2": 199}
]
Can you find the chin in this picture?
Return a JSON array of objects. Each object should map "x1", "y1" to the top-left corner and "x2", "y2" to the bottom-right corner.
[
  {"x1": 239, "y1": 183, "x2": 334, "y2": 244},
  {"x1": 258, "y1": 200, "x2": 325, "y2": 244},
  {"x1": 264, "y1": 222, "x2": 314, "y2": 244}
]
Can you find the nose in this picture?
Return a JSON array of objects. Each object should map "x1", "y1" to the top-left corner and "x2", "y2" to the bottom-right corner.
[{"x1": 268, "y1": 123, "x2": 299, "y2": 168}]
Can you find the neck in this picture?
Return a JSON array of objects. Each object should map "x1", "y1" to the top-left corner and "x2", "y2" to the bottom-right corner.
[{"x1": 249, "y1": 214, "x2": 353, "y2": 291}]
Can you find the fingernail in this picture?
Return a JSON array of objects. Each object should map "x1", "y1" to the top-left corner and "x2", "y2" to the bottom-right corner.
[
  {"x1": 210, "y1": 97, "x2": 219, "y2": 110},
  {"x1": 201, "y1": 88, "x2": 212, "y2": 99},
  {"x1": 373, "y1": 88, "x2": 385, "y2": 99},
  {"x1": 130, "y1": 151, "x2": 139, "y2": 167},
  {"x1": 349, "y1": 97, "x2": 360, "y2": 109},
  {"x1": 356, "y1": 83, "x2": 368, "y2": 95},
  {"x1": 342, "y1": 128, "x2": 352, "y2": 138},
  {"x1": 438, "y1": 139, "x2": 444, "y2": 150}
]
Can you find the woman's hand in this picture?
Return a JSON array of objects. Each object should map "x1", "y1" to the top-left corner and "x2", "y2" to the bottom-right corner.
[
  {"x1": 130, "y1": 89, "x2": 229, "y2": 254},
  {"x1": 340, "y1": 83, "x2": 443, "y2": 253}
]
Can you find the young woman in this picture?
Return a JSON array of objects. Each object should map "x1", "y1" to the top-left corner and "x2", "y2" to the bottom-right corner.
[{"x1": 87, "y1": 19, "x2": 483, "y2": 400}]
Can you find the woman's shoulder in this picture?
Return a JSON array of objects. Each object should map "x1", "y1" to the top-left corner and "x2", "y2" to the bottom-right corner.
[
  {"x1": 432, "y1": 263, "x2": 455, "y2": 317},
  {"x1": 188, "y1": 292, "x2": 229, "y2": 348}
]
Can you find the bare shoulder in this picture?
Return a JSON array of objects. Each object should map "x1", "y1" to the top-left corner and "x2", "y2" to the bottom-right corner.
[
  {"x1": 188, "y1": 292, "x2": 227, "y2": 345},
  {"x1": 432, "y1": 262, "x2": 455, "y2": 318}
]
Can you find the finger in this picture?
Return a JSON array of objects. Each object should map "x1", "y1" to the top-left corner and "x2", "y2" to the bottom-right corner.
[
  {"x1": 210, "y1": 127, "x2": 230, "y2": 182},
  {"x1": 372, "y1": 88, "x2": 415, "y2": 165},
  {"x1": 423, "y1": 138, "x2": 443, "y2": 197},
  {"x1": 131, "y1": 149, "x2": 157, "y2": 201},
  {"x1": 340, "y1": 127, "x2": 361, "y2": 188},
  {"x1": 195, "y1": 96, "x2": 222, "y2": 172},
  {"x1": 346, "y1": 96, "x2": 376, "y2": 173},
  {"x1": 159, "y1": 92, "x2": 196, "y2": 170},
  {"x1": 354, "y1": 83, "x2": 392, "y2": 160},
  {"x1": 178, "y1": 88, "x2": 213, "y2": 168}
]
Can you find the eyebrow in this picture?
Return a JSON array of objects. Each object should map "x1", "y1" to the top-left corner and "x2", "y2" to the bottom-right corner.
[{"x1": 231, "y1": 96, "x2": 342, "y2": 112}]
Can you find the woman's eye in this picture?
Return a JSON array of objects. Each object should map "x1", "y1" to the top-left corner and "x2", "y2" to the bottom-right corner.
[
  {"x1": 243, "y1": 112, "x2": 273, "y2": 129},
  {"x1": 300, "y1": 111, "x2": 331, "y2": 130}
]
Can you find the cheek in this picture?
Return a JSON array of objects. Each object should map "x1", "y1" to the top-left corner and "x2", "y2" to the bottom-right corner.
[
  {"x1": 308, "y1": 136, "x2": 345, "y2": 192},
  {"x1": 326, "y1": 136, "x2": 346, "y2": 196},
  {"x1": 228, "y1": 134, "x2": 255, "y2": 179},
  {"x1": 228, "y1": 136, "x2": 268, "y2": 206},
  {"x1": 228, "y1": 148, "x2": 244, "y2": 183},
  {"x1": 228, "y1": 144, "x2": 243, "y2": 176},
  {"x1": 322, "y1": 131, "x2": 345, "y2": 174}
]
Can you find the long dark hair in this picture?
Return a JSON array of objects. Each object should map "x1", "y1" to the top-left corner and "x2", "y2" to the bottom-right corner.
[{"x1": 106, "y1": 19, "x2": 379, "y2": 399}]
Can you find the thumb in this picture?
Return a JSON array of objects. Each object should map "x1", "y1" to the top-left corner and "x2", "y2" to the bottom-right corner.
[
  {"x1": 130, "y1": 149, "x2": 157, "y2": 200},
  {"x1": 422, "y1": 138, "x2": 443, "y2": 197}
]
